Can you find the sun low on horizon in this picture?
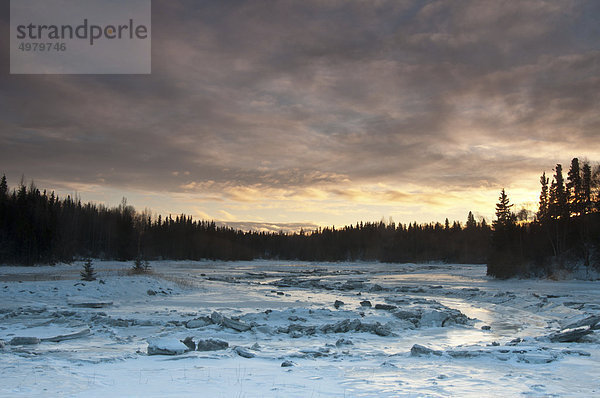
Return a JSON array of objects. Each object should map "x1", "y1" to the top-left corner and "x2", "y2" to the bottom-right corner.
[{"x1": 2, "y1": 0, "x2": 599, "y2": 232}]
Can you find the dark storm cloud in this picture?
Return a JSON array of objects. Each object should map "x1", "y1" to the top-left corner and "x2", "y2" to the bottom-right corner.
[{"x1": 1, "y1": 0, "x2": 599, "y2": 204}]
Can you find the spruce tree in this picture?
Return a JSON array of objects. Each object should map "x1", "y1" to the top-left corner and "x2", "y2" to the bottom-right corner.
[
  {"x1": 567, "y1": 158, "x2": 582, "y2": 216},
  {"x1": 0, "y1": 174, "x2": 7, "y2": 199},
  {"x1": 537, "y1": 172, "x2": 549, "y2": 222},
  {"x1": 466, "y1": 211, "x2": 476, "y2": 229},
  {"x1": 488, "y1": 189, "x2": 519, "y2": 278},
  {"x1": 133, "y1": 256, "x2": 144, "y2": 273},
  {"x1": 593, "y1": 165, "x2": 600, "y2": 211},
  {"x1": 493, "y1": 189, "x2": 514, "y2": 229},
  {"x1": 549, "y1": 164, "x2": 568, "y2": 220},
  {"x1": 582, "y1": 162, "x2": 592, "y2": 214},
  {"x1": 132, "y1": 256, "x2": 150, "y2": 273},
  {"x1": 80, "y1": 259, "x2": 96, "y2": 281}
]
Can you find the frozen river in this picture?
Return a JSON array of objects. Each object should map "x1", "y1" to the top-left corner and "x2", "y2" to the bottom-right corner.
[{"x1": 0, "y1": 260, "x2": 598, "y2": 397}]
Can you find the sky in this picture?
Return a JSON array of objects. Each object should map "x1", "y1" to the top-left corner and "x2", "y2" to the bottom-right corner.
[{"x1": 1, "y1": 0, "x2": 599, "y2": 232}]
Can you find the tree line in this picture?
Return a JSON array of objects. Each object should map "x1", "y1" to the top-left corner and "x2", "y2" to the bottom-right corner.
[
  {"x1": 487, "y1": 158, "x2": 600, "y2": 278},
  {"x1": 2, "y1": 158, "x2": 598, "y2": 275},
  {"x1": 0, "y1": 173, "x2": 490, "y2": 265}
]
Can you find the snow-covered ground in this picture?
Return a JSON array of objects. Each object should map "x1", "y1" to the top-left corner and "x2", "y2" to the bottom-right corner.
[{"x1": 0, "y1": 260, "x2": 598, "y2": 397}]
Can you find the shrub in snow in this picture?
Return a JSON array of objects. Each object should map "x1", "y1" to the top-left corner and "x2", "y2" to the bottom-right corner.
[
  {"x1": 132, "y1": 257, "x2": 151, "y2": 273},
  {"x1": 80, "y1": 259, "x2": 97, "y2": 281}
]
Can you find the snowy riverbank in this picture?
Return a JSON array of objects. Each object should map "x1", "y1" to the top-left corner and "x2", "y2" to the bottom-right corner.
[{"x1": 1, "y1": 261, "x2": 599, "y2": 397}]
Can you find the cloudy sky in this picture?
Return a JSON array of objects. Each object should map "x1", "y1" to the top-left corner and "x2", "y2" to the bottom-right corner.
[{"x1": 1, "y1": 0, "x2": 599, "y2": 231}]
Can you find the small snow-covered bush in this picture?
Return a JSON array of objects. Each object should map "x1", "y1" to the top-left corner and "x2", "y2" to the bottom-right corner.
[{"x1": 131, "y1": 257, "x2": 151, "y2": 274}]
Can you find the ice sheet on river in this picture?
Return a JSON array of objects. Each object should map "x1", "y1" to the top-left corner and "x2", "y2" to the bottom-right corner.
[{"x1": 0, "y1": 260, "x2": 598, "y2": 397}]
